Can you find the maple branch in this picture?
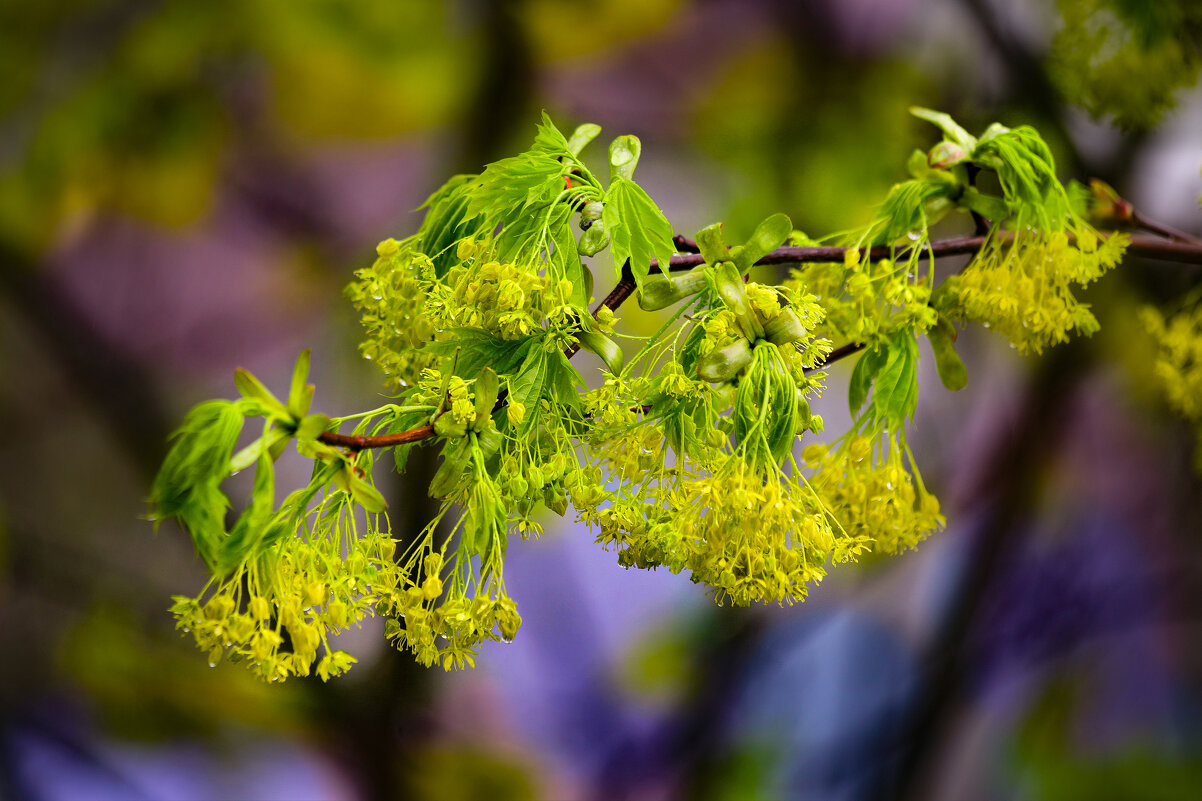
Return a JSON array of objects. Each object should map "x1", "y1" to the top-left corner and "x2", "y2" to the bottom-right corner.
[{"x1": 318, "y1": 228, "x2": 1202, "y2": 451}]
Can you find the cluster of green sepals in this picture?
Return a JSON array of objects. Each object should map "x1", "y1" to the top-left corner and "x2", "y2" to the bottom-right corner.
[{"x1": 151, "y1": 108, "x2": 1129, "y2": 679}]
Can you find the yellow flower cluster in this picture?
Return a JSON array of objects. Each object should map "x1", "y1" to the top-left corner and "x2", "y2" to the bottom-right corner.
[
  {"x1": 170, "y1": 510, "x2": 396, "y2": 682},
  {"x1": 433, "y1": 259, "x2": 550, "y2": 340},
  {"x1": 345, "y1": 238, "x2": 438, "y2": 390},
  {"x1": 1142, "y1": 301, "x2": 1202, "y2": 470},
  {"x1": 784, "y1": 256, "x2": 936, "y2": 346},
  {"x1": 374, "y1": 542, "x2": 522, "y2": 671},
  {"x1": 583, "y1": 377, "x2": 667, "y2": 481},
  {"x1": 672, "y1": 461, "x2": 855, "y2": 606},
  {"x1": 945, "y1": 228, "x2": 1127, "y2": 354},
  {"x1": 804, "y1": 431, "x2": 944, "y2": 554}
]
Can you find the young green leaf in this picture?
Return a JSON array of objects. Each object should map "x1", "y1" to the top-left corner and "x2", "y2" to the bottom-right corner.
[
  {"x1": 609, "y1": 135, "x2": 642, "y2": 182},
  {"x1": 217, "y1": 451, "x2": 276, "y2": 575},
  {"x1": 429, "y1": 438, "x2": 473, "y2": 498},
  {"x1": 732, "y1": 213, "x2": 792, "y2": 272},
  {"x1": 149, "y1": 400, "x2": 245, "y2": 568},
  {"x1": 349, "y1": 475, "x2": 388, "y2": 513},
  {"x1": 928, "y1": 319, "x2": 968, "y2": 391},
  {"x1": 602, "y1": 178, "x2": 675, "y2": 286},
  {"x1": 565, "y1": 123, "x2": 602, "y2": 156},
  {"x1": 466, "y1": 153, "x2": 566, "y2": 226},
  {"x1": 296, "y1": 414, "x2": 332, "y2": 442},
  {"x1": 873, "y1": 333, "x2": 920, "y2": 428},
  {"x1": 423, "y1": 330, "x2": 536, "y2": 379},
  {"x1": 531, "y1": 111, "x2": 573, "y2": 157},
  {"x1": 848, "y1": 347, "x2": 886, "y2": 417},
  {"x1": 508, "y1": 347, "x2": 548, "y2": 435},
  {"x1": 417, "y1": 174, "x2": 477, "y2": 278},
  {"x1": 288, "y1": 350, "x2": 313, "y2": 417},
  {"x1": 474, "y1": 367, "x2": 500, "y2": 421},
  {"x1": 577, "y1": 330, "x2": 624, "y2": 375},
  {"x1": 234, "y1": 368, "x2": 289, "y2": 420},
  {"x1": 910, "y1": 106, "x2": 978, "y2": 152}
]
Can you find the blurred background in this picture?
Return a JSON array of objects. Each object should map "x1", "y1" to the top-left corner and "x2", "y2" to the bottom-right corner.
[{"x1": 2, "y1": 1, "x2": 1201, "y2": 799}]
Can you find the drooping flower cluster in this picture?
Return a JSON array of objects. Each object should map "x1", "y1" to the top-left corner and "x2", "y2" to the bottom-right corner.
[
  {"x1": 375, "y1": 537, "x2": 523, "y2": 671},
  {"x1": 344, "y1": 237, "x2": 438, "y2": 390},
  {"x1": 1142, "y1": 300, "x2": 1202, "y2": 470},
  {"x1": 942, "y1": 227, "x2": 1128, "y2": 354},
  {"x1": 169, "y1": 498, "x2": 396, "y2": 682},
  {"x1": 428, "y1": 253, "x2": 552, "y2": 340},
  {"x1": 804, "y1": 429, "x2": 945, "y2": 555},
  {"x1": 785, "y1": 251, "x2": 938, "y2": 347},
  {"x1": 672, "y1": 461, "x2": 868, "y2": 606}
]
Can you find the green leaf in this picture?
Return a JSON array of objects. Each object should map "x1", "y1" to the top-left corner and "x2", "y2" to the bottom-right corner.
[
  {"x1": 531, "y1": 111, "x2": 572, "y2": 157},
  {"x1": 959, "y1": 186, "x2": 1011, "y2": 221},
  {"x1": 429, "y1": 438, "x2": 473, "y2": 498},
  {"x1": 149, "y1": 400, "x2": 246, "y2": 568},
  {"x1": 548, "y1": 205, "x2": 589, "y2": 307},
  {"x1": 765, "y1": 365, "x2": 799, "y2": 462},
  {"x1": 296, "y1": 414, "x2": 332, "y2": 442},
  {"x1": 602, "y1": 178, "x2": 675, "y2": 286},
  {"x1": 233, "y1": 368, "x2": 289, "y2": 419},
  {"x1": 609, "y1": 135, "x2": 642, "y2": 182},
  {"x1": 545, "y1": 351, "x2": 584, "y2": 413},
  {"x1": 464, "y1": 477, "x2": 507, "y2": 565},
  {"x1": 732, "y1": 213, "x2": 791, "y2": 271},
  {"x1": 873, "y1": 333, "x2": 920, "y2": 429},
  {"x1": 423, "y1": 330, "x2": 536, "y2": 379},
  {"x1": 229, "y1": 427, "x2": 291, "y2": 473},
  {"x1": 565, "y1": 123, "x2": 602, "y2": 156},
  {"x1": 349, "y1": 475, "x2": 388, "y2": 513},
  {"x1": 928, "y1": 319, "x2": 968, "y2": 392},
  {"x1": 287, "y1": 350, "x2": 312, "y2": 417},
  {"x1": 416, "y1": 174, "x2": 477, "y2": 278},
  {"x1": 910, "y1": 106, "x2": 978, "y2": 152},
  {"x1": 466, "y1": 152, "x2": 566, "y2": 226},
  {"x1": 508, "y1": 347, "x2": 548, "y2": 436},
  {"x1": 577, "y1": 330, "x2": 624, "y2": 375},
  {"x1": 474, "y1": 368, "x2": 499, "y2": 420},
  {"x1": 217, "y1": 452, "x2": 276, "y2": 574},
  {"x1": 848, "y1": 347, "x2": 886, "y2": 417}
]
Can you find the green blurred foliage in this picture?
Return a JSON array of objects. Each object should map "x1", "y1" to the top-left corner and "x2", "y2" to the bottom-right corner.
[
  {"x1": 1015, "y1": 675, "x2": 1202, "y2": 801},
  {"x1": 0, "y1": 0, "x2": 474, "y2": 250},
  {"x1": 691, "y1": 37, "x2": 933, "y2": 240},
  {"x1": 405, "y1": 744, "x2": 543, "y2": 801},
  {"x1": 57, "y1": 606, "x2": 308, "y2": 741},
  {"x1": 523, "y1": 0, "x2": 681, "y2": 62},
  {"x1": 1050, "y1": 0, "x2": 1202, "y2": 130},
  {"x1": 615, "y1": 619, "x2": 698, "y2": 704}
]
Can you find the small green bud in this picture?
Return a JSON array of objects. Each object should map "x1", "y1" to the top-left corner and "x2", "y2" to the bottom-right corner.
[
  {"x1": 580, "y1": 201, "x2": 604, "y2": 228},
  {"x1": 764, "y1": 307, "x2": 807, "y2": 345},
  {"x1": 927, "y1": 141, "x2": 968, "y2": 169},
  {"x1": 697, "y1": 339, "x2": 753, "y2": 383},
  {"x1": 578, "y1": 221, "x2": 610, "y2": 256}
]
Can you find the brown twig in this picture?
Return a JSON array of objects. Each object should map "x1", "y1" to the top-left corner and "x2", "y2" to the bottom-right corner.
[
  {"x1": 318, "y1": 229, "x2": 1202, "y2": 451},
  {"x1": 1132, "y1": 211, "x2": 1202, "y2": 246}
]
